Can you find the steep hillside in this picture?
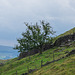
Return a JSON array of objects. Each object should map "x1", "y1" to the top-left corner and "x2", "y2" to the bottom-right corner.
[
  {"x1": 0, "y1": 43, "x2": 75, "y2": 75},
  {"x1": 57, "y1": 27, "x2": 75, "y2": 38},
  {"x1": 0, "y1": 27, "x2": 75, "y2": 75},
  {"x1": 30, "y1": 54, "x2": 75, "y2": 75}
]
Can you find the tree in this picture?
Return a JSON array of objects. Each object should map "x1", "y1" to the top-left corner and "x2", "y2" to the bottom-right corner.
[{"x1": 14, "y1": 21, "x2": 55, "y2": 54}]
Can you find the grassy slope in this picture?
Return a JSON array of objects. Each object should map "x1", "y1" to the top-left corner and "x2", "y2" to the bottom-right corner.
[
  {"x1": 58, "y1": 27, "x2": 75, "y2": 37},
  {"x1": 30, "y1": 54, "x2": 75, "y2": 75},
  {"x1": 0, "y1": 44, "x2": 75, "y2": 75},
  {"x1": 53, "y1": 27, "x2": 75, "y2": 42},
  {"x1": 0, "y1": 27, "x2": 75, "y2": 75}
]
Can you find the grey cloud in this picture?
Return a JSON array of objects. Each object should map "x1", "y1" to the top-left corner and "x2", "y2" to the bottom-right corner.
[{"x1": 0, "y1": 0, "x2": 75, "y2": 46}]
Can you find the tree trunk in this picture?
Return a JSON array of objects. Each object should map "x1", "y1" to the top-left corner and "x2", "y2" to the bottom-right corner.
[
  {"x1": 39, "y1": 44, "x2": 43, "y2": 54},
  {"x1": 39, "y1": 49, "x2": 42, "y2": 54}
]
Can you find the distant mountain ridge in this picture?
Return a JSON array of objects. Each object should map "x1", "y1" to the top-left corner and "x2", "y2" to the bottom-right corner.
[{"x1": 0, "y1": 45, "x2": 19, "y2": 59}]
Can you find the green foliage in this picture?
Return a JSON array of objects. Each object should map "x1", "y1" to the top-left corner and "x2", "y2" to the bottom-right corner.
[{"x1": 14, "y1": 21, "x2": 55, "y2": 54}]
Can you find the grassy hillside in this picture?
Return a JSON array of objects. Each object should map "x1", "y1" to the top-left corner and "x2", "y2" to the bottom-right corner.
[
  {"x1": 30, "y1": 54, "x2": 75, "y2": 75},
  {"x1": 0, "y1": 27, "x2": 75, "y2": 75},
  {"x1": 53, "y1": 27, "x2": 75, "y2": 42},
  {"x1": 0, "y1": 42, "x2": 75, "y2": 75},
  {"x1": 58, "y1": 27, "x2": 75, "y2": 37}
]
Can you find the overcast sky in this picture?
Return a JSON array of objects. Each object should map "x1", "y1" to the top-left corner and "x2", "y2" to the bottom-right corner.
[{"x1": 0, "y1": 0, "x2": 75, "y2": 47}]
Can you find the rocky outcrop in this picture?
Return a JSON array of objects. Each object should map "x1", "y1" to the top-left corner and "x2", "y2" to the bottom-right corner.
[
  {"x1": 19, "y1": 43, "x2": 53, "y2": 59},
  {"x1": 0, "y1": 63, "x2": 4, "y2": 66},
  {"x1": 54, "y1": 33, "x2": 75, "y2": 46},
  {"x1": 19, "y1": 33, "x2": 75, "y2": 59},
  {"x1": 19, "y1": 49, "x2": 39, "y2": 59}
]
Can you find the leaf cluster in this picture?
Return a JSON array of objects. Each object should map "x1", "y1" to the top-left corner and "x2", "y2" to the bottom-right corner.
[{"x1": 14, "y1": 21, "x2": 55, "y2": 54}]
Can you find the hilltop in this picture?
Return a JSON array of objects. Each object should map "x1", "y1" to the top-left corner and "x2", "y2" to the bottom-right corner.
[
  {"x1": 0, "y1": 27, "x2": 75, "y2": 75},
  {"x1": 53, "y1": 27, "x2": 75, "y2": 42},
  {"x1": 58, "y1": 27, "x2": 75, "y2": 37}
]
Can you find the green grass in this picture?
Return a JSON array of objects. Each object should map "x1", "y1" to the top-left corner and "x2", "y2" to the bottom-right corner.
[
  {"x1": 0, "y1": 44, "x2": 75, "y2": 75},
  {"x1": 30, "y1": 54, "x2": 75, "y2": 75}
]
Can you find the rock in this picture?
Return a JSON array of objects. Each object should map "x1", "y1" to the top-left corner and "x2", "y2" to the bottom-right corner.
[
  {"x1": 21, "y1": 73, "x2": 28, "y2": 75},
  {"x1": 0, "y1": 63, "x2": 4, "y2": 66},
  {"x1": 54, "y1": 33, "x2": 75, "y2": 46},
  {"x1": 28, "y1": 69, "x2": 37, "y2": 73},
  {"x1": 19, "y1": 43, "x2": 53, "y2": 59}
]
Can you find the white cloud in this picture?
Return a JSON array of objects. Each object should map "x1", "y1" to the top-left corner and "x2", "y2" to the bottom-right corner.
[{"x1": 0, "y1": 0, "x2": 75, "y2": 46}]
